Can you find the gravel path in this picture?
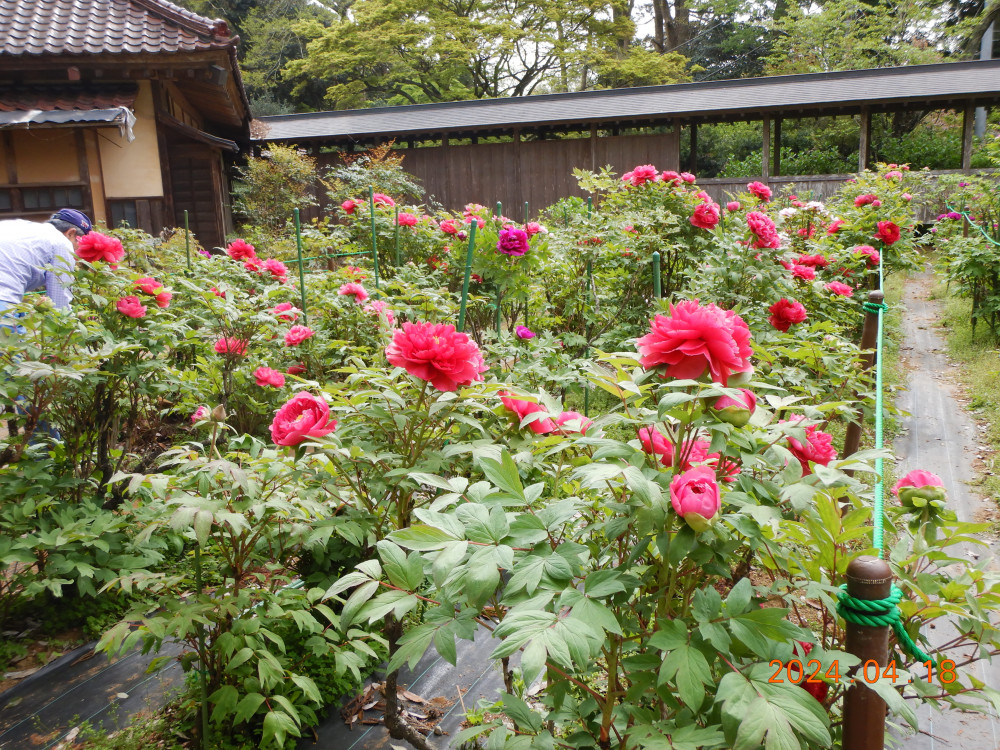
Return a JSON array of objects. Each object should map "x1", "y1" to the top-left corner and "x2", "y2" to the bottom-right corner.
[{"x1": 894, "y1": 269, "x2": 1000, "y2": 749}]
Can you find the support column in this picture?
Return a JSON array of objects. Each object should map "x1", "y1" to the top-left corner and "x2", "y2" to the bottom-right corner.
[
  {"x1": 762, "y1": 117, "x2": 771, "y2": 181},
  {"x1": 590, "y1": 125, "x2": 597, "y2": 172},
  {"x1": 858, "y1": 107, "x2": 871, "y2": 172},
  {"x1": 961, "y1": 103, "x2": 975, "y2": 173},
  {"x1": 773, "y1": 117, "x2": 782, "y2": 177},
  {"x1": 688, "y1": 123, "x2": 697, "y2": 174}
]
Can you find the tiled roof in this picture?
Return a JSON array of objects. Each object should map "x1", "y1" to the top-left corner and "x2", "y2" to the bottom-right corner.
[
  {"x1": 0, "y1": 83, "x2": 138, "y2": 111},
  {"x1": 0, "y1": 0, "x2": 235, "y2": 57}
]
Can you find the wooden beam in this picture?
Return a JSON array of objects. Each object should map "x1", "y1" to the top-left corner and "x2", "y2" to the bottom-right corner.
[
  {"x1": 773, "y1": 117, "x2": 782, "y2": 177},
  {"x1": 762, "y1": 117, "x2": 771, "y2": 180},
  {"x1": 858, "y1": 106, "x2": 871, "y2": 172},
  {"x1": 961, "y1": 103, "x2": 975, "y2": 172}
]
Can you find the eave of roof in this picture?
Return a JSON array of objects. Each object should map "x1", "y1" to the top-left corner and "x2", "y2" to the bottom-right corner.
[{"x1": 255, "y1": 59, "x2": 1000, "y2": 143}]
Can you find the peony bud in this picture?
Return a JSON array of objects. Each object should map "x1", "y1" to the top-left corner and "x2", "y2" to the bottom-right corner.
[
  {"x1": 211, "y1": 404, "x2": 227, "y2": 423},
  {"x1": 669, "y1": 465, "x2": 720, "y2": 531},
  {"x1": 892, "y1": 469, "x2": 946, "y2": 510},
  {"x1": 710, "y1": 388, "x2": 757, "y2": 427}
]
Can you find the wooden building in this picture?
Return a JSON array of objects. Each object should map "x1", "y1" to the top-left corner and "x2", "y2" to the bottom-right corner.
[
  {"x1": 0, "y1": 0, "x2": 251, "y2": 250},
  {"x1": 255, "y1": 60, "x2": 1000, "y2": 215}
]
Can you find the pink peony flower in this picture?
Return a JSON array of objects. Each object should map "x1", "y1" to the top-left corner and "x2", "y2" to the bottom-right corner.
[
  {"x1": 226, "y1": 239, "x2": 256, "y2": 261},
  {"x1": 254, "y1": 366, "x2": 286, "y2": 388},
  {"x1": 710, "y1": 389, "x2": 757, "y2": 427},
  {"x1": 902, "y1": 193, "x2": 913, "y2": 201},
  {"x1": 363, "y1": 300, "x2": 395, "y2": 325},
  {"x1": 795, "y1": 254, "x2": 828, "y2": 268},
  {"x1": 874, "y1": 221, "x2": 901, "y2": 245},
  {"x1": 515, "y1": 325, "x2": 535, "y2": 340},
  {"x1": 726, "y1": 201, "x2": 741, "y2": 212},
  {"x1": 263, "y1": 258, "x2": 289, "y2": 281},
  {"x1": 524, "y1": 222, "x2": 545, "y2": 236},
  {"x1": 884, "y1": 170, "x2": 903, "y2": 180},
  {"x1": 397, "y1": 212, "x2": 418, "y2": 226},
  {"x1": 116, "y1": 296, "x2": 147, "y2": 319},
  {"x1": 690, "y1": 202, "x2": 721, "y2": 230},
  {"x1": 270, "y1": 392, "x2": 336, "y2": 446},
  {"x1": 871, "y1": 199, "x2": 882, "y2": 208},
  {"x1": 892, "y1": 469, "x2": 946, "y2": 508},
  {"x1": 826, "y1": 218, "x2": 845, "y2": 234},
  {"x1": 372, "y1": 193, "x2": 395, "y2": 207},
  {"x1": 556, "y1": 411, "x2": 593, "y2": 435},
  {"x1": 155, "y1": 290, "x2": 172, "y2": 308},
  {"x1": 825, "y1": 281, "x2": 854, "y2": 297},
  {"x1": 270, "y1": 302, "x2": 299, "y2": 321},
  {"x1": 134, "y1": 276, "x2": 163, "y2": 295},
  {"x1": 284, "y1": 325, "x2": 315, "y2": 346},
  {"x1": 636, "y1": 300, "x2": 753, "y2": 387},
  {"x1": 746, "y1": 181, "x2": 772, "y2": 201},
  {"x1": 214, "y1": 337, "x2": 248, "y2": 356},
  {"x1": 622, "y1": 164, "x2": 659, "y2": 186},
  {"x1": 747, "y1": 211, "x2": 780, "y2": 249},
  {"x1": 854, "y1": 194, "x2": 877, "y2": 207},
  {"x1": 190, "y1": 405, "x2": 209, "y2": 424},
  {"x1": 211, "y1": 287, "x2": 226, "y2": 298},
  {"x1": 661, "y1": 170, "x2": 682, "y2": 185},
  {"x1": 498, "y1": 228, "x2": 530, "y2": 256},
  {"x1": 244, "y1": 258, "x2": 264, "y2": 274},
  {"x1": 680, "y1": 172, "x2": 696, "y2": 183},
  {"x1": 785, "y1": 417, "x2": 837, "y2": 475},
  {"x1": 440, "y1": 219, "x2": 460, "y2": 235},
  {"x1": 385, "y1": 321, "x2": 488, "y2": 392},
  {"x1": 338, "y1": 282, "x2": 369, "y2": 303},
  {"x1": 500, "y1": 392, "x2": 557, "y2": 434},
  {"x1": 791, "y1": 265, "x2": 816, "y2": 281},
  {"x1": 768, "y1": 298, "x2": 807, "y2": 332},
  {"x1": 341, "y1": 199, "x2": 360, "y2": 215},
  {"x1": 76, "y1": 232, "x2": 124, "y2": 263},
  {"x1": 287, "y1": 363, "x2": 307, "y2": 376},
  {"x1": 670, "y1": 465, "x2": 721, "y2": 531},
  {"x1": 854, "y1": 245, "x2": 880, "y2": 267}
]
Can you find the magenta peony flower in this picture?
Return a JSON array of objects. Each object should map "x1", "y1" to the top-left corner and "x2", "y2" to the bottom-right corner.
[
  {"x1": 341, "y1": 199, "x2": 360, "y2": 215},
  {"x1": 270, "y1": 302, "x2": 299, "y2": 321},
  {"x1": 515, "y1": 325, "x2": 535, "y2": 339},
  {"x1": 690, "y1": 202, "x2": 721, "y2": 229},
  {"x1": 214, "y1": 337, "x2": 248, "y2": 356},
  {"x1": 397, "y1": 212, "x2": 418, "y2": 226},
  {"x1": 825, "y1": 281, "x2": 854, "y2": 297},
  {"x1": 556, "y1": 411, "x2": 593, "y2": 435},
  {"x1": 791, "y1": 265, "x2": 815, "y2": 281},
  {"x1": 747, "y1": 211, "x2": 780, "y2": 249},
  {"x1": 76, "y1": 232, "x2": 124, "y2": 264},
  {"x1": 253, "y1": 366, "x2": 286, "y2": 388},
  {"x1": 338, "y1": 282, "x2": 369, "y2": 303},
  {"x1": 622, "y1": 164, "x2": 659, "y2": 186},
  {"x1": 284, "y1": 325, "x2": 315, "y2": 346},
  {"x1": 892, "y1": 469, "x2": 946, "y2": 509},
  {"x1": 670, "y1": 465, "x2": 721, "y2": 531},
  {"x1": 134, "y1": 276, "x2": 163, "y2": 295},
  {"x1": 363, "y1": 300, "x2": 395, "y2": 325},
  {"x1": 768, "y1": 298, "x2": 808, "y2": 332},
  {"x1": 710, "y1": 389, "x2": 757, "y2": 427},
  {"x1": 874, "y1": 221, "x2": 901, "y2": 245},
  {"x1": 854, "y1": 245, "x2": 880, "y2": 267},
  {"x1": 190, "y1": 405, "x2": 209, "y2": 424},
  {"x1": 263, "y1": 258, "x2": 288, "y2": 281},
  {"x1": 826, "y1": 218, "x2": 845, "y2": 234},
  {"x1": 116, "y1": 296, "x2": 147, "y2": 318},
  {"x1": 155, "y1": 290, "x2": 172, "y2": 308},
  {"x1": 385, "y1": 321, "x2": 488, "y2": 392},
  {"x1": 726, "y1": 201, "x2": 741, "y2": 212},
  {"x1": 500, "y1": 392, "x2": 557, "y2": 434},
  {"x1": 270, "y1": 392, "x2": 336, "y2": 446},
  {"x1": 746, "y1": 181, "x2": 772, "y2": 201},
  {"x1": 498, "y1": 228, "x2": 530, "y2": 256},
  {"x1": 784, "y1": 417, "x2": 837, "y2": 476},
  {"x1": 637, "y1": 300, "x2": 753, "y2": 386},
  {"x1": 372, "y1": 193, "x2": 395, "y2": 207},
  {"x1": 226, "y1": 239, "x2": 256, "y2": 261}
]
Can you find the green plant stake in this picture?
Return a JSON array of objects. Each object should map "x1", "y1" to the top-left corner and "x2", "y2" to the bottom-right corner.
[
  {"x1": 584, "y1": 257, "x2": 593, "y2": 416},
  {"x1": 563, "y1": 206, "x2": 569, "y2": 226},
  {"x1": 293, "y1": 208, "x2": 308, "y2": 327},
  {"x1": 495, "y1": 201, "x2": 502, "y2": 220},
  {"x1": 652, "y1": 251, "x2": 661, "y2": 298},
  {"x1": 369, "y1": 186, "x2": 380, "y2": 292},
  {"x1": 524, "y1": 201, "x2": 529, "y2": 223},
  {"x1": 457, "y1": 221, "x2": 478, "y2": 332},
  {"x1": 587, "y1": 196, "x2": 593, "y2": 219},
  {"x1": 184, "y1": 210, "x2": 191, "y2": 272},
  {"x1": 393, "y1": 204, "x2": 401, "y2": 266},
  {"x1": 195, "y1": 546, "x2": 209, "y2": 750},
  {"x1": 496, "y1": 287, "x2": 502, "y2": 336}
]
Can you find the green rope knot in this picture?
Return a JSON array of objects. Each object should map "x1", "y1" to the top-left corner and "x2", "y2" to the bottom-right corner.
[
  {"x1": 862, "y1": 301, "x2": 888, "y2": 314},
  {"x1": 837, "y1": 584, "x2": 936, "y2": 667}
]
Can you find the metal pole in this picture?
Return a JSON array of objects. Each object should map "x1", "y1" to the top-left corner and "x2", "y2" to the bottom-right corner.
[
  {"x1": 195, "y1": 546, "x2": 209, "y2": 750},
  {"x1": 843, "y1": 555, "x2": 892, "y2": 750},
  {"x1": 652, "y1": 251, "x2": 661, "y2": 299},
  {"x1": 294, "y1": 209, "x2": 308, "y2": 327},
  {"x1": 368, "y1": 186, "x2": 380, "y2": 291},
  {"x1": 457, "y1": 221, "x2": 478, "y2": 332},
  {"x1": 842, "y1": 290, "x2": 884, "y2": 463},
  {"x1": 184, "y1": 210, "x2": 191, "y2": 272},
  {"x1": 393, "y1": 203, "x2": 401, "y2": 266},
  {"x1": 584, "y1": 258, "x2": 593, "y2": 416},
  {"x1": 524, "y1": 201, "x2": 529, "y2": 223}
]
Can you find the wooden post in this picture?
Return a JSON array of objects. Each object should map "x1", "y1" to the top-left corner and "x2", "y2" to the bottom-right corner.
[
  {"x1": 590, "y1": 125, "x2": 597, "y2": 172},
  {"x1": 843, "y1": 556, "x2": 892, "y2": 750},
  {"x1": 858, "y1": 107, "x2": 871, "y2": 172},
  {"x1": 762, "y1": 117, "x2": 771, "y2": 181},
  {"x1": 961, "y1": 103, "x2": 975, "y2": 173},
  {"x1": 842, "y1": 290, "x2": 883, "y2": 462},
  {"x1": 773, "y1": 117, "x2": 782, "y2": 177},
  {"x1": 688, "y1": 124, "x2": 698, "y2": 174}
]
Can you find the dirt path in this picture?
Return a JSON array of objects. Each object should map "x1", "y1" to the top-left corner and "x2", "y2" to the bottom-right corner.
[{"x1": 894, "y1": 269, "x2": 1000, "y2": 749}]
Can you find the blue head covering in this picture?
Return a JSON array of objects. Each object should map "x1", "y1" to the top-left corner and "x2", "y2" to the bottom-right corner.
[{"x1": 50, "y1": 208, "x2": 92, "y2": 235}]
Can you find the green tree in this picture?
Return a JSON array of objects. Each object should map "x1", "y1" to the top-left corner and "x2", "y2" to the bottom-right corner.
[{"x1": 231, "y1": 144, "x2": 321, "y2": 232}]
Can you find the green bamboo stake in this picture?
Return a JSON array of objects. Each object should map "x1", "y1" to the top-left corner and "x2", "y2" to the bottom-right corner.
[
  {"x1": 393, "y1": 204, "x2": 401, "y2": 266},
  {"x1": 563, "y1": 206, "x2": 569, "y2": 227},
  {"x1": 368, "y1": 186, "x2": 380, "y2": 291},
  {"x1": 195, "y1": 546, "x2": 209, "y2": 750},
  {"x1": 184, "y1": 210, "x2": 191, "y2": 272},
  {"x1": 496, "y1": 287, "x2": 502, "y2": 336},
  {"x1": 587, "y1": 196, "x2": 593, "y2": 219},
  {"x1": 652, "y1": 251, "x2": 661, "y2": 298},
  {"x1": 495, "y1": 201, "x2": 503, "y2": 220},
  {"x1": 584, "y1": 257, "x2": 593, "y2": 416},
  {"x1": 457, "y1": 221, "x2": 478, "y2": 332},
  {"x1": 524, "y1": 201, "x2": 529, "y2": 223},
  {"x1": 293, "y1": 208, "x2": 308, "y2": 327}
]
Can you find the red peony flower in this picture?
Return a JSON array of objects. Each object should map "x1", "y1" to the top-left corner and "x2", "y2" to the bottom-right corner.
[
  {"x1": 211, "y1": 287, "x2": 226, "y2": 298},
  {"x1": 795, "y1": 254, "x2": 828, "y2": 268},
  {"x1": 284, "y1": 325, "x2": 315, "y2": 346},
  {"x1": 270, "y1": 392, "x2": 336, "y2": 446},
  {"x1": 244, "y1": 257, "x2": 264, "y2": 274},
  {"x1": 825, "y1": 281, "x2": 854, "y2": 297},
  {"x1": 253, "y1": 366, "x2": 286, "y2": 388},
  {"x1": 826, "y1": 218, "x2": 845, "y2": 234},
  {"x1": 116, "y1": 296, "x2": 147, "y2": 318},
  {"x1": 768, "y1": 298, "x2": 807, "y2": 332},
  {"x1": 791, "y1": 265, "x2": 815, "y2": 281},
  {"x1": 784, "y1": 416, "x2": 837, "y2": 475},
  {"x1": 636, "y1": 300, "x2": 753, "y2": 386},
  {"x1": 854, "y1": 194, "x2": 877, "y2": 207},
  {"x1": 854, "y1": 245, "x2": 880, "y2": 267},
  {"x1": 76, "y1": 232, "x2": 124, "y2": 263},
  {"x1": 385, "y1": 320, "x2": 488, "y2": 392},
  {"x1": 226, "y1": 239, "x2": 256, "y2": 261},
  {"x1": 338, "y1": 282, "x2": 369, "y2": 303},
  {"x1": 214, "y1": 337, "x2": 248, "y2": 356},
  {"x1": 747, "y1": 211, "x2": 781, "y2": 249},
  {"x1": 263, "y1": 258, "x2": 288, "y2": 282},
  {"x1": 690, "y1": 202, "x2": 721, "y2": 230},
  {"x1": 155, "y1": 290, "x2": 172, "y2": 308},
  {"x1": 746, "y1": 181, "x2": 772, "y2": 201},
  {"x1": 439, "y1": 219, "x2": 460, "y2": 235},
  {"x1": 287, "y1": 363, "x2": 307, "y2": 376},
  {"x1": 397, "y1": 212, "x2": 418, "y2": 226},
  {"x1": 134, "y1": 276, "x2": 163, "y2": 295},
  {"x1": 622, "y1": 164, "x2": 659, "y2": 186},
  {"x1": 270, "y1": 302, "x2": 299, "y2": 321},
  {"x1": 497, "y1": 228, "x2": 530, "y2": 256},
  {"x1": 874, "y1": 221, "x2": 901, "y2": 245},
  {"x1": 500, "y1": 392, "x2": 557, "y2": 434},
  {"x1": 372, "y1": 192, "x2": 395, "y2": 207},
  {"x1": 341, "y1": 199, "x2": 360, "y2": 215}
]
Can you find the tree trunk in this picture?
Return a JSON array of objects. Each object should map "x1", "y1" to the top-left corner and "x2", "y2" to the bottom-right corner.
[{"x1": 382, "y1": 616, "x2": 433, "y2": 750}]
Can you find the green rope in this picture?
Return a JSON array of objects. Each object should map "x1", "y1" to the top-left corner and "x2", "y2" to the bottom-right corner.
[
  {"x1": 837, "y1": 585, "x2": 937, "y2": 667},
  {"x1": 945, "y1": 204, "x2": 1000, "y2": 248},
  {"x1": 862, "y1": 301, "x2": 888, "y2": 314}
]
